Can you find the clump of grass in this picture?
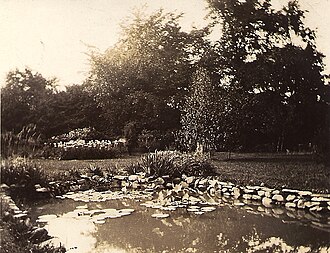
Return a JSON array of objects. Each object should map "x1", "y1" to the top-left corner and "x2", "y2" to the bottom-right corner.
[
  {"x1": 0, "y1": 157, "x2": 52, "y2": 200},
  {"x1": 125, "y1": 151, "x2": 216, "y2": 178},
  {"x1": 1, "y1": 124, "x2": 42, "y2": 159}
]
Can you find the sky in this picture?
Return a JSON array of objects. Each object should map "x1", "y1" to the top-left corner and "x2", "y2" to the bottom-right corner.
[{"x1": 0, "y1": 0, "x2": 329, "y2": 88}]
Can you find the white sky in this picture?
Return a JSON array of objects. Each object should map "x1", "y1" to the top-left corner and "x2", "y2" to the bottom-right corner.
[{"x1": 0, "y1": 0, "x2": 329, "y2": 88}]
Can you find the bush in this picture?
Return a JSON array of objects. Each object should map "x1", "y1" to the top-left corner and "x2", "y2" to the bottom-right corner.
[
  {"x1": 51, "y1": 146, "x2": 120, "y2": 160},
  {"x1": 126, "y1": 151, "x2": 216, "y2": 178},
  {"x1": 1, "y1": 157, "x2": 50, "y2": 200},
  {"x1": 138, "y1": 130, "x2": 174, "y2": 152}
]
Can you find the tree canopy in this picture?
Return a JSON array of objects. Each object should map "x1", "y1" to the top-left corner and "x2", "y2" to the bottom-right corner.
[{"x1": 1, "y1": 2, "x2": 328, "y2": 155}]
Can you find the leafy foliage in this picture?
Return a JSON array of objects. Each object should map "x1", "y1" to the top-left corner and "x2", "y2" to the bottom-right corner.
[
  {"x1": 86, "y1": 9, "x2": 211, "y2": 138},
  {"x1": 207, "y1": 0, "x2": 328, "y2": 151},
  {"x1": 178, "y1": 68, "x2": 220, "y2": 152},
  {"x1": 126, "y1": 151, "x2": 216, "y2": 178},
  {"x1": 1, "y1": 69, "x2": 56, "y2": 133}
]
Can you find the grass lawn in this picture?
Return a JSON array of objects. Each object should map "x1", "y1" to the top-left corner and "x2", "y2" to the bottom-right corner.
[
  {"x1": 211, "y1": 152, "x2": 330, "y2": 193},
  {"x1": 31, "y1": 152, "x2": 329, "y2": 193},
  {"x1": 32, "y1": 154, "x2": 142, "y2": 174}
]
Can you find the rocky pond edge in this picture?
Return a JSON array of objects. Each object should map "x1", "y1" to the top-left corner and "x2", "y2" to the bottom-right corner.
[{"x1": 1, "y1": 172, "x2": 330, "y2": 249}]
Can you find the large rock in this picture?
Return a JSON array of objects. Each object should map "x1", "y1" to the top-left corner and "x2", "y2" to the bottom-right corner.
[
  {"x1": 29, "y1": 227, "x2": 49, "y2": 243},
  {"x1": 232, "y1": 187, "x2": 241, "y2": 199},
  {"x1": 272, "y1": 194, "x2": 284, "y2": 202},
  {"x1": 285, "y1": 202, "x2": 296, "y2": 209},
  {"x1": 286, "y1": 195, "x2": 296, "y2": 202},
  {"x1": 262, "y1": 197, "x2": 273, "y2": 208},
  {"x1": 128, "y1": 175, "x2": 139, "y2": 181}
]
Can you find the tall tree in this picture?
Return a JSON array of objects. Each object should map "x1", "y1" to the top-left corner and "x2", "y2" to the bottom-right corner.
[
  {"x1": 179, "y1": 67, "x2": 220, "y2": 151},
  {"x1": 1, "y1": 68, "x2": 56, "y2": 134},
  {"x1": 85, "y1": 9, "x2": 211, "y2": 137},
  {"x1": 207, "y1": 0, "x2": 328, "y2": 151}
]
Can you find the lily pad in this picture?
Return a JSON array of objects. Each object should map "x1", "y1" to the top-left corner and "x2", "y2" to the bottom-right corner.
[
  {"x1": 151, "y1": 213, "x2": 170, "y2": 218},
  {"x1": 94, "y1": 220, "x2": 106, "y2": 224},
  {"x1": 119, "y1": 208, "x2": 134, "y2": 213},
  {"x1": 76, "y1": 205, "x2": 88, "y2": 209},
  {"x1": 201, "y1": 206, "x2": 216, "y2": 212}
]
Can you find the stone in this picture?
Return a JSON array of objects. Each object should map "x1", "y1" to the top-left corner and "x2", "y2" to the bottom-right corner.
[
  {"x1": 36, "y1": 187, "x2": 50, "y2": 193},
  {"x1": 39, "y1": 238, "x2": 63, "y2": 249},
  {"x1": 185, "y1": 176, "x2": 195, "y2": 184},
  {"x1": 282, "y1": 188, "x2": 299, "y2": 194},
  {"x1": 310, "y1": 206, "x2": 324, "y2": 212},
  {"x1": 297, "y1": 199, "x2": 305, "y2": 209},
  {"x1": 222, "y1": 188, "x2": 228, "y2": 193},
  {"x1": 243, "y1": 189, "x2": 255, "y2": 194},
  {"x1": 272, "y1": 208, "x2": 284, "y2": 215},
  {"x1": 172, "y1": 178, "x2": 181, "y2": 184},
  {"x1": 155, "y1": 177, "x2": 165, "y2": 185},
  {"x1": 233, "y1": 187, "x2": 241, "y2": 199},
  {"x1": 272, "y1": 194, "x2": 284, "y2": 202},
  {"x1": 272, "y1": 190, "x2": 280, "y2": 195},
  {"x1": 304, "y1": 201, "x2": 318, "y2": 208},
  {"x1": 0, "y1": 184, "x2": 10, "y2": 191},
  {"x1": 128, "y1": 175, "x2": 139, "y2": 181},
  {"x1": 286, "y1": 195, "x2": 296, "y2": 202},
  {"x1": 252, "y1": 195, "x2": 261, "y2": 201},
  {"x1": 264, "y1": 191, "x2": 272, "y2": 198},
  {"x1": 29, "y1": 227, "x2": 49, "y2": 243},
  {"x1": 242, "y1": 194, "x2": 252, "y2": 200},
  {"x1": 257, "y1": 190, "x2": 265, "y2": 197},
  {"x1": 298, "y1": 191, "x2": 312, "y2": 197},
  {"x1": 311, "y1": 197, "x2": 330, "y2": 202},
  {"x1": 285, "y1": 202, "x2": 296, "y2": 209},
  {"x1": 262, "y1": 197, "x2": 273, "y2": 208},
  {"x1": 13, "y1": 213, "x2": 28, "y2": 219}
]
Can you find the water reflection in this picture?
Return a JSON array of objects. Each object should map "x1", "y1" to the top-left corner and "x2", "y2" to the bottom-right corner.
[
  {"x1": 46, "y1": 217, "x2": 96, "y2": 252},
  {"x1": 30, "y1": 196, "x2": 330, "y2": 253}
]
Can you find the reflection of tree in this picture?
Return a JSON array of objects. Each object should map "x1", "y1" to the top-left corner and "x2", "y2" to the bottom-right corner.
[{"x1": 34, "y1": 196, "x2": 330, "y2": 252}]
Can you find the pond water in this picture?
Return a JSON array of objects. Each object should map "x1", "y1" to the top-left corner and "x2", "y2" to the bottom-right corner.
[{"x1": 29, "y1": 191, "x2": 330, "y2": 253}]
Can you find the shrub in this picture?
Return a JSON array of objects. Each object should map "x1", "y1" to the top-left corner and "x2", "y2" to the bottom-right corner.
[
  {"x1": 126, "y1": 151, "x2": 216, "y2": 178},
  {"x1": 52, "y1": 146, "x2": 120, "y2": 160},
  {"x1": 1, "y1": 157, "x2": 50, "y2": 200},
  {"x1": 138, "y1": 130, "x2": 174, "y2": 152}
]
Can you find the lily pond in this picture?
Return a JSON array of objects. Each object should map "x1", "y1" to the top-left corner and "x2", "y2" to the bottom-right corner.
[{"x1": 29, "y1": 189, "x2": 330, "y2": 253}]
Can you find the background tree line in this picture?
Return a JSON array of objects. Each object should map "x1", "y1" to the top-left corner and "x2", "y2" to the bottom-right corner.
[{"x1": 1, "y1": 0, "x2": 329, "y2": 156}]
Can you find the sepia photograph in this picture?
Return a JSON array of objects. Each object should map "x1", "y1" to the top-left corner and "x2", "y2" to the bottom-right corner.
[{"x1": 1, "y1": 0, "x2": 329, "y2": 252}]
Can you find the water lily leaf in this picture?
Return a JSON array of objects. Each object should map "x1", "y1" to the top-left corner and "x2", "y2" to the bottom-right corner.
[
  {"x1": 160, "y1": 206, "x2": 176, "y2": 211},
  {"x1": 37, "y1": 214, "x2": 57, "y2": 221},
  {"x1": 119, "y1": 209, "x2": 134, "y2": 213},
  {"x1": 201, "y1": 206, "x2": 216, "y2": 212},
  {"x1": 94, "y1": 220, "x2": 106, "y2": 224},
  {"x1": 151, "y1": 213, "x2": 169, "y2": 218}
]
